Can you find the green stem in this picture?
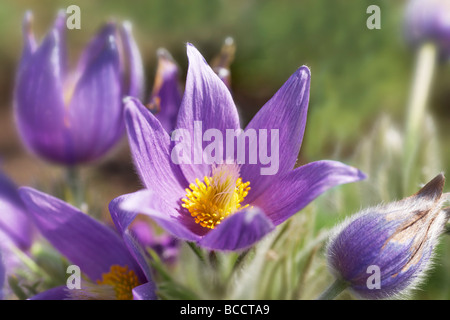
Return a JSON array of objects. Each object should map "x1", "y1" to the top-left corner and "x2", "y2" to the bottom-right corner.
[
  {"x1": 316, "y1": 278, "x2": 349, "y2": 300},
  {"x1": 187, "y1": 242, "x2": 206, "y2": 264},
  {"x1": 403, "y1": 42, "x2": 437, "y2": 195},
  {"x1": 65, "y1": 166, "x2": 84, "y2": 209}
]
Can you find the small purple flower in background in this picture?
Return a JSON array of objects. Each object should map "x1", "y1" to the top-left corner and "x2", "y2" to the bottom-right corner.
[
  {"x1": 404, "y1": 0, "x2": 450, "y2": 60},
  {"x1": 112, "y1": 43, "x2": 366, "y2": 252},
  {"x1": 146, "y1": 38, "x2": 235, "y2": 134},
  {"x1": 0, "y1": 171, "x2": 34, "y2": 252},
  {"x1": 14, "y1": 11, "x2": 144, "y2": 165},
  {"x1": 147, "y1": 49, "x2": 183, "y2": 133},
  {"x1": 18, "y1": 187, "x2": 156, "y2": 300},
  {"x1": 326, "y1": 173, "x2": 450, "y2": 299},
  {"x1": 0, "y1": 170, "x2": 35, "y2": 300},
  {"x1": 210, "y1": 37, "x2": 236, "y2": 90},
  {"x1": 0, "y1": 251, "x2": 4, "y2": 300},
  {"x1": 130, "y1": 220, "x2": 180, "y2": 265}
]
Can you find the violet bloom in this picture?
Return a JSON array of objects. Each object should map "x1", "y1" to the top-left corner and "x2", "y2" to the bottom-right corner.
[
  {"x1": 326, "y1": 174, "x2": 450, "y2": 299},
  {"x1": 147, "y1": 39, "x2": 234, "y2": 134},
  {"x1": 147, "y1": 49, "x2": 183, "y2": 133},
  {"x1": 404, "y1": 0, "x2": 450, "y2": 60},
  {"x1": 14, "y1": 11, "x2": 144, "y2": 165},
  {"x1": 0, "y1": 251, "x2": 4, "y2": 300},
  {"x1": 130, "y1": 221, "x2": 180, "y2": 265},
  {"x1": 0, "y1": 171, "x2": 33, "y2": 252},
  {"x1": 19, "y1": 187, "x2": 156, "y2": 300},
  {"x1": 0, "y1": 171, "x2": 35, "y2": 300},
  {"x1": 112, "y1": 43, "x2": 365, "y2": 251}
]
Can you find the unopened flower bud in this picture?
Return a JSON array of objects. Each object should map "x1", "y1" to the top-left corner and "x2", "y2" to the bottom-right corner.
[{"x1": 326, "y1": 173, "x2": 450, "y2": 299}]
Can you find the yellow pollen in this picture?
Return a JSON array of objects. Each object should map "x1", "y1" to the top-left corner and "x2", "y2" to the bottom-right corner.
[
  {"x1": 96, "y1": 265, "x2": 140, "y2": 300},
  {"x1": 181, "y1": 164, "x2": 251, "y2": 229}
]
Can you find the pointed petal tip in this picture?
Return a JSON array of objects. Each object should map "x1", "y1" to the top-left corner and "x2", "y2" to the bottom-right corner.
[
  {"x1": 157, "y1": 47, "x2": 175, "y2": 62},
  {"x1": 23, "y1": 10, "x2": 33, "y2": 29},
  {"x1": 53, "y1": 9, "x2": 67, "y2": 30},
  {"x1": 296, "y1": 65, "x2": 311, "y2": 82},
  {"x1": 122, "y1": 20, "x2": 132, "y2": 32},
  {"x1": 224, "y1": 36, "x2": 234, "y2": 46},
  {"x1": 415, "y1": 173, "x2": 446, "y2": 200}
]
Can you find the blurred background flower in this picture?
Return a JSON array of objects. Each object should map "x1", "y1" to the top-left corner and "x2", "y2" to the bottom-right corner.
[{"x1": 14, "y1": 10, "x2": 143, "y2": 166}]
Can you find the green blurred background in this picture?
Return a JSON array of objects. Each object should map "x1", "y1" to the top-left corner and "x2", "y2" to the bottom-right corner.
[{"x1": 1, "y1": 0, "x2": 450, "y2": 299}]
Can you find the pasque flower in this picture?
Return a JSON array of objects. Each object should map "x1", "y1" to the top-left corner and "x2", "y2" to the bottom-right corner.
[
  {"x1": 0, "y1": 171, "x2": 34, "y2": 252},
  {"x1": 0, "y1": 170, "x2": 35, "y2": 300},
  {"x1": 404, "y1": 0, "x2": 450, "y2": 60},
  {"x1": 112, "y1": 43, "x2": 366, "y2": 251},
  {"x1": 14, "y1": 11, "x2": 144, "y2": 165},
  {"x1": 147, "y1": 49, "x2": 183, "y2": 133},
  {"x1": 326, "y1": 173, "x2": 450, "y2": 299},
  {"x1": 147, "y1": 38, "x2": 234, "y2": 134},
  {"x1": 130, "y1": 220, "x2": 180, "y2": 265},
  {"x1": 18, "y1": 187, "x2": 156, "y2": 300}
]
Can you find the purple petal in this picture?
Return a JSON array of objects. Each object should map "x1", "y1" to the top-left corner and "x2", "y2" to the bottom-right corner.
[
  {"x1": 132, "y1": 282, "x2": 157, "y2": 300},
  {"x1": 18, "y1": 11, "x2": 37, "y2": 73},
  {"x1": 151, "y1": 48, "x2": 182, "y2": 133},
  {"x1": 19, "y1": 187, "x2": 143, "y2": 283},
  {"x1": 28, "y1": 285, "x2": 68, "y2": 300},
  {"x1": 118, "y1": 190, "x2": 202, "y2": 241},
  {"x1": 198, "y1": 206, "x2": 275, "y2": 251},
  {"x1": 67, "y1": 30, "x2": 124, "y2": 163},
  {"x1": 14, "y1": 24, "x2": 69, "y2": 163},
  {"x1": 75, "y1": 23, "x2": 117, "y2": 76},
  {"x1": 175, "y1": 43, "x2": 240, "y2": 182},
  {"x1": 120, "y1": 21, "x2": 145, "y2": 100},
  {"x1": 0, "y1": 250, "x2": 4, "y2": 300},
  {"x1": 253, "y1": 160, "x2": 366, "y2": 226},
  {"x1": 0, "y1": 172, "x2": 33, "y2": 250},
  {"x1": 124, "y1": 97, "x2": 187, "y2": 203},
  {"x1": 109, "y1": 195, "x2": 155, "y2": 283},
  {"x1": 240, "y1": 66, "x2": 311, "y2": 203}
]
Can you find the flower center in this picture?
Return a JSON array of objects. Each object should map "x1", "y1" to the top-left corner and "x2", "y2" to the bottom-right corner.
[
  {"x1": 182, "y1": 164, "x2": 251, "y2": 229},
  {"x1": 96, "y1": 265, "x2": 140, "y2": 300}
]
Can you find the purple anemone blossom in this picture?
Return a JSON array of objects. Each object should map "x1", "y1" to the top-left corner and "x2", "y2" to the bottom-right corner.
[
  {"x1": 111, "y1": 43, "x2": 366, "y2": 251},
  {"x1": 326, "y1": 174, "x2": 450, "y2": 299},
  {"x1": 0, "y1": 171, "x2": 34, "y2": 252},
  {"x1": 130, "y1": 220, "x2": 180, "y2": 265},
  {"x1": 147, "y1": 49, "x2": 183, "y2": 134},
  {"x1": 147, "y1": 39, "x2": 234, "y2": 134},
  {"x1": 18, "y1": 187, "x2": 156, "y2": 300},
  {"x1": 404, "y1": 0, "x2": 450, "y2": 60},
  {"x1": 14, "y1": 11, "x2": 144, "y2": 165},
  {"x1": 0, "y1": 170, "x2": 35, "y2": 299},
  {"x1": 0, "y1": 250, "x2": 4, "y2": 300}
]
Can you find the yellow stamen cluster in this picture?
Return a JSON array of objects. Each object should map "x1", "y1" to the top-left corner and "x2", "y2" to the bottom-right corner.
[
  {"x1": 96, "y1": 265, "x2": 140, "y2": 300},
  {"x1": 182, "y1": 164, "x2": 251, "y2": 229}
]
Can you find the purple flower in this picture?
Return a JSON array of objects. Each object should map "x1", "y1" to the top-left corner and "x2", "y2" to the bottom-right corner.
[
  {"x1": 147, "y1": 49, "x2": 183, "y2": 133},
  {"x1": 326, "y1": 174, "x2": 450, "y2": 299},
  {"x1": 0, "y1": 171, "x2": 33, "y2": 252},
  {"x1": 18, "y1": 187, "x2": 156, "y2": 300},
  {"x1": 0, "y1": 251, "x2": 4, "y2": 300},
  {"x1": 0, "y1": 171, "x2": 35, "y2": 299},
  {"x1": 147, "y1": 39, "x2": 234, "y2": 134},
  {"x1": 404, "y1": 0, "x2": 450, "y2": 60},
  {"x1": 14, "y1": 11, "x2": 144, "y2": 165},
  {"x1": 130, "y1": 220, "x2": 180, "y2": 265},
  {"x1": 112, "y1": 43, "x2": 366, "y2": 251}
]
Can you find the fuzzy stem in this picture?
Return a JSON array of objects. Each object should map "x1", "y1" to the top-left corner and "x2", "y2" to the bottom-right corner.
[
  {"x1": 403, "y1": 42, "x2": 437, "y2": 195},
  {"x1": 316, "y1": 278, "x2": 349, "y2": 300}
]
